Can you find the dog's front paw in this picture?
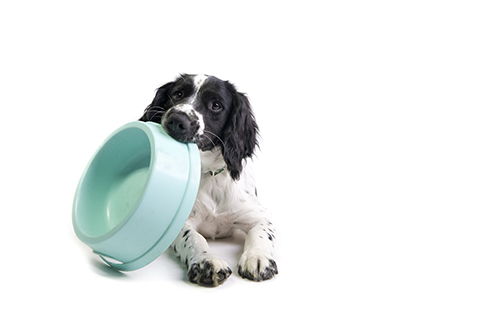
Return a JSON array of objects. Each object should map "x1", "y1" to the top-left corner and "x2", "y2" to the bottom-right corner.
[
  {"x1": 188, "y1": 256, "x2": 232, "y2": 287},
  {"x1": 237, "y1": 251, "x2": 278, "y2": 282}
]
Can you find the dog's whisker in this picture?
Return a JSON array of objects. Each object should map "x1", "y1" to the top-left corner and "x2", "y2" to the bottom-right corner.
[
  {"x1": 149, "y1": 106, "x2": 165, "y2": 111},
  {"x1": 202, "y1": 133, "x2": 216, "y2": 148},
  {"x1": 197, "y1": 138, "x2": 206, "y2": 150},
  {"x1": 178, "y1": 73, "x2": 187, "y2": 84},
  {"x1": 143, "y1": 107, "x2": 165, "y2": 121},
  {"x1": 141, "y1": 106, "x2": 165, "y2": 120},
  {"x1": 148, "y1": 110, "x2": 165, "y2": 120},
  {"x1": 204, "y1": 130, "x2": 226, "y2": 149}
]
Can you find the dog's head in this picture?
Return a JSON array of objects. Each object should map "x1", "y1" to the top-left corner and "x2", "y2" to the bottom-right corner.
[{"x1": 140, "y1": 74, "x2": 258, "y2": 180}]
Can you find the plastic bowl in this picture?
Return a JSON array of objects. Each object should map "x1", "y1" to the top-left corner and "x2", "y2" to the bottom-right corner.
[{"x1": 72, "y1": 121, "x2": 200, "y2": 271}]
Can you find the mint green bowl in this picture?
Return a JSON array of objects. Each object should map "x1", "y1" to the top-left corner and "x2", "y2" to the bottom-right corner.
[{"x1": 72, "y1": 121, "x2": 200, "y2": 271}]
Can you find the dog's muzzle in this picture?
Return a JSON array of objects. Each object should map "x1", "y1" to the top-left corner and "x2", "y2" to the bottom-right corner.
[{"x1": 162, "y1": 105, "x2": 201, "y2": 143}]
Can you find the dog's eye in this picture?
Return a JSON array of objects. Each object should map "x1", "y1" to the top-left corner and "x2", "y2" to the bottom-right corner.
[
  {"x1": 210, "y1": 100, "x2": 223, "y2": 111},
  {"x1": 173, "y1": 91, "x2": 183, "y2": 100}
]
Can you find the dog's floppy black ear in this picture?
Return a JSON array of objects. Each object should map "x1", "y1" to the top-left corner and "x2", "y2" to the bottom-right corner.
[
  {"x1": 139, "y1": 81, "x2": 175, "y2": 122},
  {"x1": 222, "y1": 91, "x2": 259, "y2": 180}
]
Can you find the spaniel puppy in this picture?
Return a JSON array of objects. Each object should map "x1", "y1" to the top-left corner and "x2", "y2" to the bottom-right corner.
[{"x1": 140, "y1": 74, "x2": 277, "y2": 286}]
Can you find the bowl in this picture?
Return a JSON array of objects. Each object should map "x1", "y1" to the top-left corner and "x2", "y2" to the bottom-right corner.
[{"x1": 72, "y1": 121, "x2": 200, "y2": 271}]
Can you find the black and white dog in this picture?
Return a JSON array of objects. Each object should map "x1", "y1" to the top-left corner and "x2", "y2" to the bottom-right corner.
[{"x1": 139, "y1": 74, "x2": 278, "y2": 286}]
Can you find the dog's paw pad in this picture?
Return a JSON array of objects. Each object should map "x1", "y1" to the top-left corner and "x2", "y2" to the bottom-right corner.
[
  {"x1": 237, "y1": 251, "x2": 278, "y2": 282},
  {"x1": 188, "y1": 256, "x2": 232, "y2": 287}
]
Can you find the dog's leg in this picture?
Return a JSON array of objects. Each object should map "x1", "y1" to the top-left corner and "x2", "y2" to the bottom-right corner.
[
  {"x1": 171, "y1": 223, "x2": 232, "y2": 287},
  {"x1": 237, "y1": 218, "x2": 278, "y2": 281}
]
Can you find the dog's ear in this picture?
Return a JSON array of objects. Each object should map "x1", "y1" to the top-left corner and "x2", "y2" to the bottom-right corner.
[
  {"x1": 222, "y1": 91, "x2": 259, "y2": 180},
  {"x1": 139, "y1": 81, "x2": 175, "y2": 122}
]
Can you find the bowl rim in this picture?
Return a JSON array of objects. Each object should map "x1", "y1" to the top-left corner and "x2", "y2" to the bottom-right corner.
[{"x1": 73, "y1": 122, "x2": 157, "y2": 242}]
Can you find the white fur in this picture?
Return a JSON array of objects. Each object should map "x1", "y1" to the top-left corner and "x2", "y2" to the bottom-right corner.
[
  {"x1": 193, "y1": 74, "x2": 208, "y2": 91},
  {"x1": 189, "y1": 74, "x2": 208, "y2": 105},
  {"x1": 189, "y1": 75, "x2": 207, "y2": 135}
]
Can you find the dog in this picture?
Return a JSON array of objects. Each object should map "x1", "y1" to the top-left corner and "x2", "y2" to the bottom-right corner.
[{"x1": 139, "y1": 74, "x2": 277, "y2": 286}]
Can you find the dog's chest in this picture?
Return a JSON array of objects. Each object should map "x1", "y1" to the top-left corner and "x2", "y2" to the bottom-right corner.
[
  {"x1": 191, "y1": 175, "x2": 237, "y2": 238},
  {"x1": 195, "y1": 213, "x2": 235, "y2": 239}
]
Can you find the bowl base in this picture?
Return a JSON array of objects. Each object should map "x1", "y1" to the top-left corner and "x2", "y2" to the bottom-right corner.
[{"x1": 106, "y1": 167, "x2": 150, "y2": 230}]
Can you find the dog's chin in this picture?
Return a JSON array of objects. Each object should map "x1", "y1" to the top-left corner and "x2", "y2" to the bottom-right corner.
[
  {"x1": 196, "y1": 136, "x2": 216, "y2": 152},
  {"x1": 162, "y1": 127, "x2": 196, "y2": 144},
  {"x1": 162, "y1": 130, "x2": 215, "y2": 152}
]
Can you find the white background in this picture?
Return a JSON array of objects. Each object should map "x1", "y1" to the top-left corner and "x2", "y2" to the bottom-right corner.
[{"x1": 1, "y1": 0, "x2": 479, "y2": 319}]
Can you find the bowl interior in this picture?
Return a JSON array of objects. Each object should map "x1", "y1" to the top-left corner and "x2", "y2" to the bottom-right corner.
[{"x1": 75, "y1": 127, "x2": 152, "y2": 237}]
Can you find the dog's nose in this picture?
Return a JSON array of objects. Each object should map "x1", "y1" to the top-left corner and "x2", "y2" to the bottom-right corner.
[{"x1": 166, "y1": 112, "x2": 191, "y2": 136}]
